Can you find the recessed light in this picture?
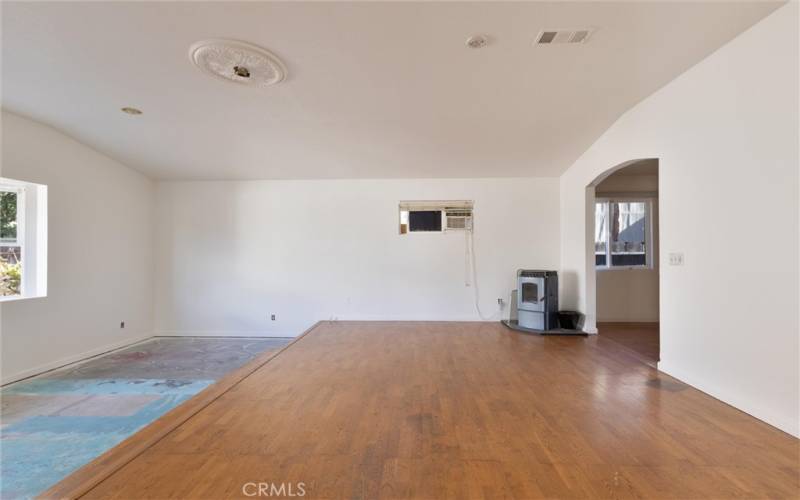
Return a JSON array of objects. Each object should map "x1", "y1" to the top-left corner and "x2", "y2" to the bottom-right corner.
[
  {"x1": 465, "y1": 35, "x2": 489, "y2": 49},
  {"x1": 121, "y1": 107, "x2": 143, "y2": 115}
]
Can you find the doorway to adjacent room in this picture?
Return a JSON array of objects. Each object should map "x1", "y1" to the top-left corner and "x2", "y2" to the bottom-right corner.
[{"x1": 589, "y1": 159, "x2": 660, "y2": 363}]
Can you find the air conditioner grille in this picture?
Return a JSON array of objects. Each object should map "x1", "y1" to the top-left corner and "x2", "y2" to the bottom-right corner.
[
  {"x1": 447, "y1": 218, "x2": 467, "y2": 229},
  {"x1": 445, "y1": 209, "x2": 473, "y2": 231}
]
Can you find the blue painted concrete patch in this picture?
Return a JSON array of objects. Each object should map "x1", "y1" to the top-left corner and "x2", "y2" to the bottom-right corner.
[
  {"x1": 0, "y1": 381, "x2": 209, "y2": 499},
  {"x1": 0, "y1": 337, "x2": 283, "y2": 500},
  {"x1": 2, "y1": 431, "x2": 135, "y2": 499}
]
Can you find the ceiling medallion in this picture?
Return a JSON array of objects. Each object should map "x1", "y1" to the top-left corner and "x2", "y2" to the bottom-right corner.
[{"x1": 189, "y1": 39, "x2": 287, "y2": 86}]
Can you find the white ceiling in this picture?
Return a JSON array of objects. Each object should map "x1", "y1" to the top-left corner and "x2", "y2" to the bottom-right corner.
[{"x1": 1, "y1": 1, "x2": 781, "y2": 180}]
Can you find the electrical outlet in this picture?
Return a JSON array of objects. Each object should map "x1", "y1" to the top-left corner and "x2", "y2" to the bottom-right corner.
[
  {"x1": 271, "y1": 314, "x2": 276, "y2": 321},
  {"x1": 668, "y1": 252, "x2": 684, "y2": 266},
  {"x1": 497, "y1": 298, "x2": 505, "y2": 308},
  {"x1": 120, "y1": 321, "x2": 125, "y2": 329}
]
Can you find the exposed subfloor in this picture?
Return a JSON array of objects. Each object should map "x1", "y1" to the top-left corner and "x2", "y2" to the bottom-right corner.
[{"x1": 0, "y1": 336, "x2": 291, "y2": 499}]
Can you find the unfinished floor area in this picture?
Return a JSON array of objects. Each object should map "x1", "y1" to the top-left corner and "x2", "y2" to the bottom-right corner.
[
  {"x1": 0, "y1": 337, "x2": 290, "y2": 498},
  {"x1": 48, "y1": 322, "x2": 799, "y2": 499}
]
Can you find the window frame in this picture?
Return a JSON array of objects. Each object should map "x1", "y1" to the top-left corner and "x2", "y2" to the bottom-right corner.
[
  {"x1": 0, "y1": 178, "x2": 47, "y2": 301},
  {"x1": 595, "y1": 196, "x2": 654, "y2": 271}
]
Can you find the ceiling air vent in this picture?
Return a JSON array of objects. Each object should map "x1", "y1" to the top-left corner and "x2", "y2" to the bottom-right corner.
[{"x1": 536, "y1": 29, "x2": 594, "y2": 45}]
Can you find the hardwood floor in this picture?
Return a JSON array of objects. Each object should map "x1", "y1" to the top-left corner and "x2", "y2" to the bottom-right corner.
[
  {"x1": 51, "y1": 322, "x2": 798, "y2": 499},
  {"x1": 598, "y1": 322, "x2": 660, "y2": 363}
]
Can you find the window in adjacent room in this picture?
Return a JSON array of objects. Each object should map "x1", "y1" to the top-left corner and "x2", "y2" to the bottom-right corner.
[
  {"x1": 595, "y1": 198, "x2": 652, "y2": 269},
  {"x1": 0, "y1": 178, "x2": 48, "y2": 300}
]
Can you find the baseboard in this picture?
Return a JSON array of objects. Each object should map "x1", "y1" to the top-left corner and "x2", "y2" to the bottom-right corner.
[
  {"x1": 659, "y1": 360, "x2": 799, "y2": 438},
  {"x1": 335, "y1": 314, "x2": 506, "y2": 322},
  {"x1": 1, "y1": 333, "x2": 154, "y2": 386},
  {"x1": 154, "y1": 331, "x2": 299, "y2": 338},
  {"x1": 597, "y1": 319, "x2": 660, "y2": 324}
]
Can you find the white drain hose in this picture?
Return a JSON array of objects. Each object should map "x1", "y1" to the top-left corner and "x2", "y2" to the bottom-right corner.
[{"x1": 466, "y1": 228, "x2": 502, "y2": 321}]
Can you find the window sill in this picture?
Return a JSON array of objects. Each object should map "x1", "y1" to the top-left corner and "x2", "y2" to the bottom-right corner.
[
  {"x1": 400, "y1": 230, "x2": 464, "y2": 235},
  {"x1": 0, "y1": 294, "x2": 46, "y2": 303},
  {"x1": 596, "y1": 266, "x2": 654, "y2": 272}
]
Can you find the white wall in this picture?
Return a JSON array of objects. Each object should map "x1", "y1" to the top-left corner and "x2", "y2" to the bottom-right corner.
[
  {"x1": 595, "y1": 172, "x2": 659, "y2": 322},
  {"x1": 559, "y1": 4, "x2": 798, "y2": 436},
  {"x1": 595, "y1": 173, "x2": 658, "y2": 196},
  {"x1": 155, "y1": 178, "x2": 559, "y2": 337},
  {"x1": 0, "y1": 111, "x2": 155, "y2": 383}
]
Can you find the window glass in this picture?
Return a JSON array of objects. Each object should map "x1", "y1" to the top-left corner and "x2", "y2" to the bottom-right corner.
[
  {"x1": 609, "y1": 201, "x2": 647, "y2": 267},
  {"x1": 1, "y1": 190, "x2": 18, "y2": 241},
  {"x1": 0, "y1": 190, "x2": 21, "y2": 296},
  {"x1": 408, "y1": 210, "x2": 442, "y2": 232},
  {"x1": 595, "y1": 202, "x2": 608, "y2": 267},
  {"x1": 399, "y1": 210, "x2": 409, "y2": 234},
  {"x1": 596, "y1": 199, "x2": 649, "y2": 269},
  {"x1": 521, "y1": 282, "x2": 539, "y2": 303}
]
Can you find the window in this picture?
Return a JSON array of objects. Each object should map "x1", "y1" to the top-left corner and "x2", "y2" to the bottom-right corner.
[
  {"x1": 595, "y1": 198, "x2": 652, "y2": 269},
  {"x1": 0, "y1": 187, "x2": 23, "y2": 296},
  {"x1": 408, "y1": 210, "x2": 442, "y2": 232},
  {"x1": 398, "y1": 201, "x2": 473, "y2": 234},
  {"x1": 0, "y1": 178, "x2": 48, "y2": 300}
]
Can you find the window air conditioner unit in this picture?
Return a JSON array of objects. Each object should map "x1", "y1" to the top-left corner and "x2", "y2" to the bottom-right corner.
[{"x1": 445, "y1": 208, "x2": 473, "y2": 231}]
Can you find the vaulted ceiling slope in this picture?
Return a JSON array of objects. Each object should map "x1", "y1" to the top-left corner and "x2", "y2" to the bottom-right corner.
[{"x1": 1, "y1": 1, "x2": 782, "y2": 180}]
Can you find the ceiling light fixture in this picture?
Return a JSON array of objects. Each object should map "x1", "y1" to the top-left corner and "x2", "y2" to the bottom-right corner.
[
  {"x1": 189, "y1": 39, "x2": 287, "y2": 86},
  {"x1": 465, "y1": 35, "x2": 489, "y2": 49},
  {"x1": 121, "y1": 107, "x2": 142, "y2": 115}
]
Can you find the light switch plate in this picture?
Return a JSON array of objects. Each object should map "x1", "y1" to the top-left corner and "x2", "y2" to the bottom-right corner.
[{"x1": 668, "y1": 252, "x2": 684, "y2": 266}]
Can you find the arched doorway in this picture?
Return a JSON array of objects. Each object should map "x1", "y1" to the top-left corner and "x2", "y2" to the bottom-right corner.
[{"x1": 586, "y1": 158, "x2": 660, "y2": 363}]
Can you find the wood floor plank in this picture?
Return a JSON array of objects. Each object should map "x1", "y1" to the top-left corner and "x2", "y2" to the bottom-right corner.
[
  {"x1": 598, "y1": 322, "x2": 660, "y2": 363},
  {"x1": 52, "y1": 321, "x2": 798, "y2": 499}
]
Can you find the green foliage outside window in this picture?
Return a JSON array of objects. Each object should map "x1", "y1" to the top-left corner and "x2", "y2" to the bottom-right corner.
[
  {"x1": 0, "y1": 260, "x2": 21, "y2": 296},
  {"x1": 1, "y1": 191, "x2": 18, "y2": 241},
  {"x1": 0, "y1": 190, "x2": 21, "y2": 295}
]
